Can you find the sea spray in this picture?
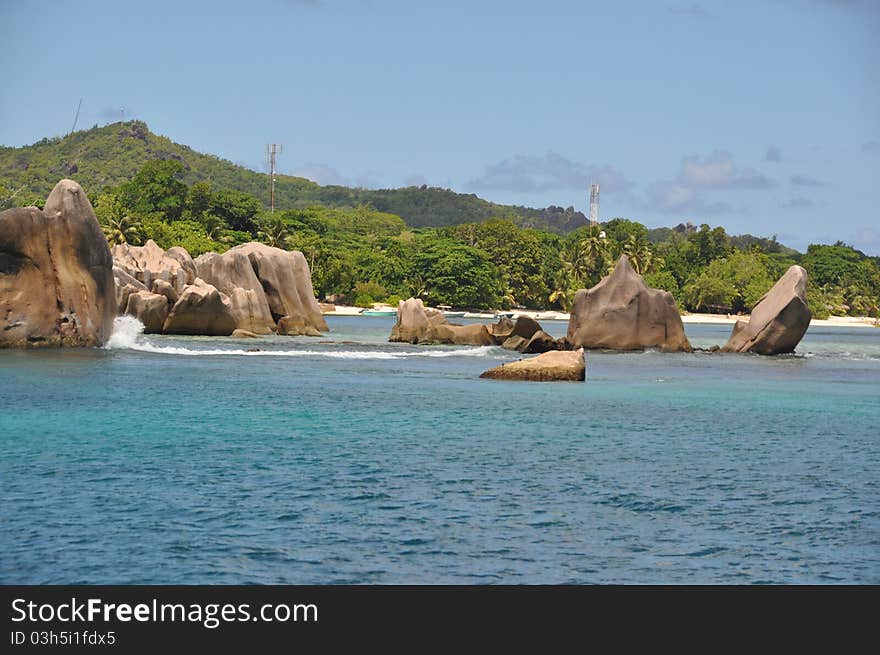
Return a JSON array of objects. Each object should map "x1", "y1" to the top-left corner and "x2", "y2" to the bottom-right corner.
[
  {"x1": 105, "y1": 315, "x2": 146, "y2": 350},
  {"x1": 104, "y1": 316, "x2": 500, "y2": 359}
]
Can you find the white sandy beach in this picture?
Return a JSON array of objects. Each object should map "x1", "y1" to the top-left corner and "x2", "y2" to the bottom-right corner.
[{"x1": 322, "y1": 304, "x2": 878, "y2": 328}]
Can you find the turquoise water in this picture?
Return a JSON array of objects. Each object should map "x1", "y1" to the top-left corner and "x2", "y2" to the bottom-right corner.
[{"x1": 1, "y1": 316, "x2": 878, "y2": 584}]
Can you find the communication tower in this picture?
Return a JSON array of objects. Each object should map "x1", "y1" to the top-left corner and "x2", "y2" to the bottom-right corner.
[
  {"x1": 266, "y1": 143, "x2": 283, "y2": 213},
  {"x1": 589, "y1": 182, "x2": 600, "y2": 226}
]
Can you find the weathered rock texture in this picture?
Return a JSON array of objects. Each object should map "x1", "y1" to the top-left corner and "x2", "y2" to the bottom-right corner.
[
  {"x1": 162, "y1": 278, "x2": 236, "y2": 336},
  {"x1": 124, "y1": 290, "x2": 168, "y2": 333},
  {"x1": 112, "y1": 239, "x2": 195, "y2": 295},
  {"x1": 232, "y1": 243, "x2": 328, "y2": 335},
  {"x1": 566, "y1": 255, "x2": 691, "y2": 352},
  {"x1": 722, "y1": 265, "x2": 811, "y2": 355},
  {"x1": 195, "y1": 248, "x2": 275, "y2": 334},
  {"x1": 389, "y1": 298, "x2": 494, "y2": 346},
  {"x1": 110, "y1": 239, "x2": 325, "y2": 337},
  {"x1": 0, "y1": 179, "x2": 115, "y2": 348},
  {"x1": 480, "y1": 349, "x2": 586, "y2": 382}
]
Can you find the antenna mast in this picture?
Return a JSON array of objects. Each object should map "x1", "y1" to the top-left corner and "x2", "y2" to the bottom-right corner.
[
  {"x1": 69, "y1": 98, "x2": 83, "y2": 135},
  {"x1": 589, "y1": 182, "x2": 600, "y2": 226},
  {"x1": 266, "y1": 143, "x2": 283, "y2": 213}
]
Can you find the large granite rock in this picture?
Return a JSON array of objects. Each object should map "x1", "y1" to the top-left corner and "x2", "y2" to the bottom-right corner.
[
  {"x1": 480, "y1": 349, "x2": 586, "y2": 382},
  {"x1": 389, "y1": 298, "x2": 494, "y2": 346},
  {"x1": 722, "y1": 265, "x2": 811, "y2": 355},
  {"x1": 112, "y1": 239, "x2": 194, "y2": 294},
  {"x1": 195, "y1": 249, "x2": 275, "y2": 334},
  {"x1": 0, "y1": 179, "x2": 115, "y2": 348},
  {"x1": 162, "y1": 278, "x2": 235, "y2": 336},
  {"x1": 566, "y1": 255, "x2": 691, "y2": 352},
  {"x1": 232, "y1": 243, "x2": 327, "y2": 335},
  {"x1": 125, "y1": 290, "x2": 169, "y2": 333}
]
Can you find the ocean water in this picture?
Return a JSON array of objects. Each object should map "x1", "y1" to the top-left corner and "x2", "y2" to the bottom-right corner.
[{"x1": 1, "y1": 315, "x2": 878, "y2": 584}]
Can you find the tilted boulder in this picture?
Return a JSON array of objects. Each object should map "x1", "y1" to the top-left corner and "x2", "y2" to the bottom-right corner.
[
  {"x1": 0, "y1": 179, "x2": 115, "y2": 348},
  {"x1": 125, "y1": 290, "x2": 169, "y2": 333},
  {"x1": 195, "y1": 249, "x2": 275, "y2": 334},
  {"x1": 233, "y1": 243, "x2": 327, "y2": 334},
  {"x1": 162, "y1": 278, "x2": 235, "y2": 336},
  {"x1": 112, "y1": 239, "x2": 193, "y2": 294},
  {"x1": 566, "y1": 255, "x2": 691, "y2": 352},
  {"x1": 722, "y1": 266, "x2": 811, "y2": 355},
  {"x1": 480, "y1": 349, "x2": 586, "y2": 382},
  {"x1": 276, "y1": 314, "x2": 323, "y2": 337}
]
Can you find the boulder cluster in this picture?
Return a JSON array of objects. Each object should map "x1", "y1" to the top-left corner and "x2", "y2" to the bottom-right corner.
[
  {"x1": 112, "y1": 239, "x2": 327, "y2": 337},
  {"x1": 390, "y1": 298, "x2": 564, "y2": 352}
]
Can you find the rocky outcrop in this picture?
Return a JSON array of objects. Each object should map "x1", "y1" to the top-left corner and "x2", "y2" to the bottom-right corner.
[
  {"x1": 112, "y1": 239, "x2": 193, "y2": 294},
  {"x1": 195, "y1": 249, "x2": 275, "y2": 334},
  {"x1": 125, "y1": 290, "x2": 169, "y2": 333},
  {"x1": 162, "y1": 278, "x2": 235, "y2": 336},
  {"x1": 0, "y1": 179, "x2": 115, "y2": 348},
  {"x1": 566, "y1": 255, "x2": 691, "y2": 352},
  {"x1": 110, "y1": 240, "x2": 325, "y2": 337},
  {"x1": 722, "y1": 266, "x2": 811, "y2": 355},
  {"x1": 389, "y1": 298, "x2": 494, "y2": 346},
  {"x1": 480, "y1": 349, "x2": 586, "y2": 382},
  {"x1": 234, "y1": 243, "x2": 328, "y2": 334}
]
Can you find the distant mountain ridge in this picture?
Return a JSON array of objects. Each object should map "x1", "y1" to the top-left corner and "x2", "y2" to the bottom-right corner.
[{"x1": 0, "y1": 120, "x2": 570, "y2": 230}]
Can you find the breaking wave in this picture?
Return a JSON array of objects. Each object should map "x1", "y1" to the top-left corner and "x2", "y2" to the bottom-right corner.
[{"x1": 104, "y1": 316, "x2": 496, "y2": 359}]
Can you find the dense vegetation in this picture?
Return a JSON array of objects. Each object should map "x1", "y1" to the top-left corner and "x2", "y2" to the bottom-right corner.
[{"x1": 1, "y1": 124, "x2": 878, "y2": 317}]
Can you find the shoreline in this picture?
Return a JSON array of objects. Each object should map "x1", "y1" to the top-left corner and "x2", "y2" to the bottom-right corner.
[{"x1": 323, "y1": 304, "x2": 879, "y2": 328}]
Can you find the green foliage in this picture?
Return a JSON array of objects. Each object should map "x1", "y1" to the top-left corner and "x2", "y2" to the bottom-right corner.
[
  {"x1": 353, "y1": 281, "x2": 388, "y2": 307},
  {"x1": 411, "y1": 234, "x2": 503, "y2": 309},
  {"x1": 3, "y1": 121, "x2": 877, "y2": 316}
]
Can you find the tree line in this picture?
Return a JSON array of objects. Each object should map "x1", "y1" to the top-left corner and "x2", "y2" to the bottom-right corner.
[{"x1": 65, "y1": 159, "x2": 880, "y2": 318}]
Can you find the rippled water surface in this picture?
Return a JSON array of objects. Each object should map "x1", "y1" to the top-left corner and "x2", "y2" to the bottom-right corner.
[{"x1": 1, "y1": 316, "x2": 878, "y2": 583}]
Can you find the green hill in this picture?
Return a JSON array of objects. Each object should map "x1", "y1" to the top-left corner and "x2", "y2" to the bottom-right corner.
[{"x1": 0, "y1": 120, "x2": 551, "y2": 229}]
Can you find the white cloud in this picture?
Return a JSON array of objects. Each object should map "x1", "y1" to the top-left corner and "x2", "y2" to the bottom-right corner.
[{"x1": 466, "y1": 151, "x2": 632, "y2": 194}]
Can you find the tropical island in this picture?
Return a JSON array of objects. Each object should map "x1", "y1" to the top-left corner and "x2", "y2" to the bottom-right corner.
[{"x1": 1, "y1": 121, "x2": 877, "y2": 322}]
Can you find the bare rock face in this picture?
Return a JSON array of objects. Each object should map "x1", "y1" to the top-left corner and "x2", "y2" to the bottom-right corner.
[
  {"x1": 112, "y1": 239, "x2": 193, "y2": 295},
  {"x1": 566, "y1": 255, "x2": 691, "y2": 352},
  {"x1": 151, "y1": 279, "x2": 178, "y2": 307},
  {"x1": 276, "y1": 314, "x2": 323, "y2": 337},
  {"x1": 480, "y1": 349, "x2": 586, "y2": 382},
  {"x1": 113, "y1": 266, "x2": 147, "y2": 313},
  {"x1": 0, "y1": 180, "x2": 115, "y2": 348},
  {"x1": 125, "y1": 290, "x2": 169, "y2": 333},
  {"x1": 162, "y1": 278, "x2": 235, "y2": 336},
  {"x1": 722, "y1": 266, "x2": 811, "y2": 355},
  {"x1": 389, "y1": 298, "x2": 494, "y2": 346},
  {"x1": 195, "y1": 249, "x2": 275, "y2": 334},
  {"x1": 232, "y1": 243, "x2": 327, "y2": 334}
]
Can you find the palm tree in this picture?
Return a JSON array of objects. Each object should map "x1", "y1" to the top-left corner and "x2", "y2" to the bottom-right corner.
[
  {"x1": 257, "y1": 214, "x2": 289, "y2": 248},
  {"x1": 201, "y1": 213, "x2": 225, "y2": 240},
  {"x1": 101, "y1": 213, "x2": 143, "y2": 246}
]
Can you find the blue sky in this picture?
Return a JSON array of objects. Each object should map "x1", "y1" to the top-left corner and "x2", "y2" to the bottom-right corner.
[{"x1": 1, "y1": 0, "x2": 878, "y2": 253}]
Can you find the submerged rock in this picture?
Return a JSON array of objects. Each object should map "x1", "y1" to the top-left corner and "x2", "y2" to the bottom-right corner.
[
  {"x1": 722, "y1": 265, "x2": 811, "y2": 355},
  {"x1": 480, "y1": 349, "x2": 586, "y2": 382},
  {"x1": 566, "y1": 255, "x2": 691, "y2": 352},
  {"x1": 0, "y1": 179, "x2": 115, "y2": 348}
]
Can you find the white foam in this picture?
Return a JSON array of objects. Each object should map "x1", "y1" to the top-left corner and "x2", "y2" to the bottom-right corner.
[{"x1": 104, "y1": 316, "x2": 496, "y2": 359}]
